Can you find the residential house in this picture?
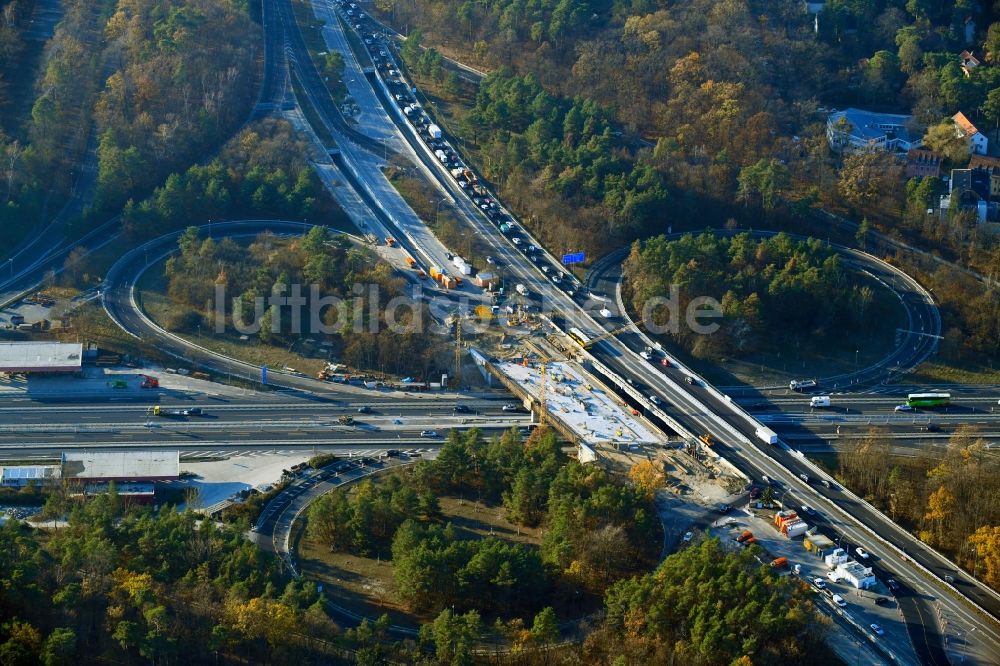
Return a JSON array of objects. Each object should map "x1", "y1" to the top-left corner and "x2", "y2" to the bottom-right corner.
[
  {"x1": 826, "y1": 108, "x2": 922, "y2": 154},
  {"x1": 969, "y1": 154, "x2": 1000, "y2": 197},
  {"x1": 905, "y1": 148, "x2": 942, "y2": 178},
  {"x1": 939, "y1": 167, "x2": 996, "y2": 222},
  {"x1": 960, "y1": 50, "x2": 981, "y2": 76},
  {"x1": 953, "y1": 112, "x2": 988, "y2": 155}
]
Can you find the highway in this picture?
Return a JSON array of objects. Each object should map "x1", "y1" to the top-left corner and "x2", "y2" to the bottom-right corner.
[
  {"x1": 2, "y1": 0, "x2": 995, "y2": 659},
  {"x1": 210, "y1": 4, "x2": 1000, "y2": 661}
]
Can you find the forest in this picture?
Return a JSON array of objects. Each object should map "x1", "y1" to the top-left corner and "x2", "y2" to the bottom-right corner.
[
  {"x1": 307, "y1": 428, "x2": 660, "y2": 620},
  {"x1": 623, "y1": 231, "x2": 891, "y2": 359},
  {"x1": 0, "y1": 489, "x2": 341, "y2": 664},
  {"x1": 121, "y1": 119, "x2": 336, "y2": 239},
  {"x1": 0, "y1": 0, "x2": 257, "y2": 251},
  {"x1": 838, "y1": 426, "x2": 1000, "y2": 592}
]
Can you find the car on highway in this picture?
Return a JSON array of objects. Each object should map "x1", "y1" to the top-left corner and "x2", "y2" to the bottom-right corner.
[
  {"x1": 894, "y1": 404, "x2": 913, "y2": 412},
  {"x1": 801, "y1": 505, "x2": 816, "y2": 516},
  {"x1": 454, "y1": 404, "x2": 471, "y2": 413},
  {"x1": 649, "y1": 395, "x2": 660, "y2": 405},
  {"x1": 874, "y1": 596, "x2": 890, "y2": 606},
  {"x1": 886, "y1": 578, "x2": 900, "y2": 592},
  {"x1": 502, "y1": 404, "x2": 519, "y2": 412},
  {"x1": 182, "y1": 407, "x2": 202, "y2": 416},
  {"x1": 855, "y1": 547, "x2": 870, "y2": 559},
  {"x1": 357, "y1": 406, "x2": 372, "y2": 413},
  {"x1": 813, "y1": 578, "x2": 826, "y2": 590},
  {"x1": 832, "y1": 594, "x2": 847, "y2": 607},
  {"x1": 869, "y1": 623, "x2": 884, "y2": 636},
  {"x1": 420, "y1": 430, "x2": 438, "y2": 438},
  {"x1": 683, "y1": 531, "x2": 693, "y2": 542}
]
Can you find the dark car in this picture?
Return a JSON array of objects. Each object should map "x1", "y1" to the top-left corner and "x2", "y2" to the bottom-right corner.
[
  {"x1": 454, "y1": 404, "x2": 471, "y2": 413},
  {"x1": 357, "y1": 405, "x2": 372, "y2": 414},
  {"x1": 749, "y1": 486, "x2": 762, "y2": 499},
  {"x1": 874, "y1": 597, "x2": 891, "y2": 606},
  {"x1": 183, "y1": 407, "x2": 202, "y2": 416},
  {"x1": 886, "y1": 578, "x2": 900, "y2": 592}
]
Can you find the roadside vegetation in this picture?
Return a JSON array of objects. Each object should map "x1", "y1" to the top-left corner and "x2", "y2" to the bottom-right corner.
[
  {"x1": 837, "y1": 426, "x2": 1000, "y2": 592},
  {"x1": 149, "y1": 224, "x2": 450, "y2": 378},
  {"x1": 624, "y1": 231, "x2": 899, "y2": 361},
  {"x1": 121, "y1": 118, "x2": 342, "y2": 239},
  {"x1": 306, "y1": 428, "x2": 659, "y2": 623}
]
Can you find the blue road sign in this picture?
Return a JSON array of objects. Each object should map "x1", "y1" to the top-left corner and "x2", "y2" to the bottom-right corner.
[
  {"x1": 262, "y1": 367, "x2": 268, "y2": 385},
  {"x1": 562, "y1": 251, "x2": 586, "y2": 265}
]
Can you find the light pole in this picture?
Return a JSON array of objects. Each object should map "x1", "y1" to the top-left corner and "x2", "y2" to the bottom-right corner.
[
  {"x1": 5, "y1": 258, "x2": 12, "y2": 280},
  {"x1": 435, "y1": 197, "x2": 448, "y2": 225}
]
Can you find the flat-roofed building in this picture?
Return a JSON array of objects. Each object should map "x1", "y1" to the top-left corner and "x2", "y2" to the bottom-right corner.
[
  {"x1": 62, "y1": 451, "x2": 179, "y2": 482},
  {"x1": 0, "y1": 465, "x2": 60, "y2": 487},
  {"x1": 0, "y1": 342, "x2": 83, "y2": 374}
]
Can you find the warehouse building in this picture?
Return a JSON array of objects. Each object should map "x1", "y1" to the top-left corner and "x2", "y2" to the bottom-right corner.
[
  {"x1": 0, "y1": 465, "x2": 60, "y2": 488},
  {"x1": 0, "y1": 342, "x2": 83, "y2": 374},
  {"x1": 61, "y1": 451, "x2": 180, "y2": 504}
]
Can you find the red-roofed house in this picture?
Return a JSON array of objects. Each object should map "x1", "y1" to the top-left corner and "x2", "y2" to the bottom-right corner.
[{"x1": 953, "y1": 112, "x2": 988, "y2": 155}]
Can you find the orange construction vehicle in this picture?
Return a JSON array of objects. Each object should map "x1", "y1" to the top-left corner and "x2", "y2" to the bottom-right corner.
[
  {"x1": 405, "y1": 255, "x2": 416, "y2": 268},
  {"x1": 385, "y1": 237, "x2": 397, "y2": 247},
  {"x1": 699, "y1": 434, "x2": 714, "y2": 446}
]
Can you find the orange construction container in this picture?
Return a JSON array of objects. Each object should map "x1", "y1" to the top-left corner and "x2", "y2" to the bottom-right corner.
[
  {"x1": 770, "y1": 557, "x2": 788, "y2": 568},
  {"x1": 429, "y1": 266, "x2": 443, "y2": 281},
  {"x1": 385, "y1": 237, "x2": 396, "y2": 247},
  {"x1": 442, "y1": 276, "x2": 457, "y2": 289},
  {"x1": 405, "y1": 255, "x2": 416, "y2": 267}
]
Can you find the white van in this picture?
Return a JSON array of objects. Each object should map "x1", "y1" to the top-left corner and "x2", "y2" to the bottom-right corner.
[{"x1": 810, "y1": 396, "x2": 831, "y2": 408}]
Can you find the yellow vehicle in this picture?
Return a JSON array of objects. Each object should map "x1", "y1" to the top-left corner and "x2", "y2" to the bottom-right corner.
[
  {"x1": 699, "y1": 434, "x2": 714, "y2": 446},
  {"x1": 338, "y1": 415, "x2": 355, "y2": 425}
]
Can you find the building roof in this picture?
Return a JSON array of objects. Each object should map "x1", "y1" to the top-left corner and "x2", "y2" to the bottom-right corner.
[
  {"x1": 0, "y1": 342, "x2": 83, "y2": 373},
  {"x1": 828, "y1": 108, "x2": 918, "y2": 145},
  {"x1": 907, "y1": 148, "x2": 941, "y2": 166},
  {"x1": 838, "y1": 560, "x2": 875, "y2": 578},
  {"x1": 969, "y1": 155, "x2": 1000, "y2": 171},
  {"x1": 951, "y1": 168, "x2": 992, "y2": 200},
  {"x1": 953, "y1": 111, "x2": 981, "y2": 136},
  {"x1": 805, "y1": 532, "x2": 835, "y2": 549},
  {"x1": 61, "y1": 451, "x2": 180, "y2": 481}
]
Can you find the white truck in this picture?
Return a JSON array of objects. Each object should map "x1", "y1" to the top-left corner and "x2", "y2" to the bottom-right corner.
[
  {"x1": 428, "y1": 124, "x2": 442, "y2": 139},
  {"x1": 790, "y1": 379, "x2": 818, "y2": 391},
  {"x1": 755, "y1": 426, "x2": 779, "y2": 445},
  {"x1": 515, "y1": 284, "x2": 528, "y2": 296},
  {"x1": 435, "y1": 149, "x2": 448, "y2": 163},
  {"x1": 810, "y1": 396, "x2": 831, "y2": 408}
]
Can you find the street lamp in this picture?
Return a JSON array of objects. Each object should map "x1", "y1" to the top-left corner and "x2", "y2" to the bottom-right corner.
[{"x1": 435, "y1": 197, "x2": 449, "y2": 225}]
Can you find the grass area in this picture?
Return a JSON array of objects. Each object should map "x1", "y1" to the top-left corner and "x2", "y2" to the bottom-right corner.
[
  {"x1": 297, "y1": 490, "x2": 600, "y2": 629},
  {"x1": 291, "y1": 69, "x2": 337, "y2": 147},
  {"x1": 336, "y1": 13, "x2": 373, "y2": 71},
  {"x1": 904, "y1": 360, "x2": 1000, "y2": 385}
]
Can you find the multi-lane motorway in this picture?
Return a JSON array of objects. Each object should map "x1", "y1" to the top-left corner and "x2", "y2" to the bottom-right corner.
[{"x1": 3, "y1": 0, "x2": 1000, "y2": 661}]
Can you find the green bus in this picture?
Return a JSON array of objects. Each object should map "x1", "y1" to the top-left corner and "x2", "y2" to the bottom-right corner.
[{"x1": 907, "y1": 392, "x2": 951, "y2": 408}]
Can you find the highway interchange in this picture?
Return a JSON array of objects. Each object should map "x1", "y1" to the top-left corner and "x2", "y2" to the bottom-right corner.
[{"x1": 2, "y1": 0, "x2": 1000, "y2": 662}]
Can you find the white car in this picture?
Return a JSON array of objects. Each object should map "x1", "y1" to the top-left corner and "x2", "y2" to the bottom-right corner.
[
  {"x1": 649, "y1": 395, "x2": 661, "y2": 405},
  {"x1": 832, "y1": 594, "x2": 847, "y2": 607},
  {"x1": 683, "y1": 531, "x2": 693, "y2": 542},
  {"x1": 870, "y1": 623, "x2": 884, "y2": 636},
  {"x1": 813, "y1": 578, "x2": 826, "y2": 590},
  {"x1": 486, "y1": 256, "x2": 495, "y2": 265},
  {"x1": 855, "y1": 547, "x2": 870, "y2": 559},
  {"x1": 420, "y1": 430, "x2": 438, "y2": 438},
  {"x1": 894, "y1": 404, "x2": 913, "y2": 412}
]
